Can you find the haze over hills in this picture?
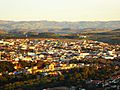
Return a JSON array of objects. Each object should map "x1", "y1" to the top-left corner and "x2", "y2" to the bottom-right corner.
[
  {"x1": 0, "y1": 20, "x2": 119, "y2": 44},
  {"x1": 0, "y1": 20, "x2": 120, "y2": 33}
]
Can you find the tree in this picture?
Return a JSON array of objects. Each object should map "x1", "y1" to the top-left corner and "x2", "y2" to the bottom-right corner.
[
  {"x1": 37, "y1": 61, "x2": 48, "y2": 69},
  {"x1": 19, "y1": 61, "x2": 30, "y2": 68},
  {"x1": 0, "y1": 61, "x2": 15, "y2": 73}
]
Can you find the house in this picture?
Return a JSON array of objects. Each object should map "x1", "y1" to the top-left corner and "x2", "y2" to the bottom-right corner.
[
  {"x1": 0, "y1": 73, "x2": 2, "y2": 76},
  {"x1": 29, "y1": 46, "x2": 35, "y2": 50},
  {"x1": 0, "y1": 40, "x2": 4, "y2": 44},
  {"x1": 102, "y1": 56, "x2": 114, "y2": 60},
  {"x1": 33, "y1": 66, "x2": 38, "y2": 70},
  {"x1": 14, "y1": 63, "x2": 21, "y2": 69},
  {"x1": 27, "y1": 68, "x2": 33, "y2": 74},
  {"x1": 22, "y1": 57, "x2": 32, "y2": 61},
  {"x1": 49, "y1": 63, "x2": 55, "y2": 70},
  {"x1": 79, "y1": 53, "x2": 89, "y2": 58},
  {"x1": 39, "y1": 54, "x2": 45, "y2": 58},
  {"x1": 28, "y1": 52, "x2": 36, "y2": 56},
  {"x1": 21, "y1": 45, "x2": 27, "y2": 50}
]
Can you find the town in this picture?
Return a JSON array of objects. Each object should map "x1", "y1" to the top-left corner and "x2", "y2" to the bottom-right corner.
[{"x1": 0, "y1": 38, "x2": 120, "y2": 90}]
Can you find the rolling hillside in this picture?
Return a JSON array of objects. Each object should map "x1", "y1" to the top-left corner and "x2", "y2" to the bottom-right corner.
[{"x1": 0, "y1": 21, "x2": 120, "y2": 32}]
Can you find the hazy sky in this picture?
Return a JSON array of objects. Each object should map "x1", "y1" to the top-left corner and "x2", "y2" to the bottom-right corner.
[{"x1": 0, "y1": 0, "x2": 120, "y2": 21}]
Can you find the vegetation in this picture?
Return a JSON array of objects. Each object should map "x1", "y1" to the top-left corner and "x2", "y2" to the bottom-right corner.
[
  {"x1": 0, "y1": 61, "x2": 15, "y2": 73},
  {"x1": 0, "y1": 64, "x2": 119, "y2": 90}
]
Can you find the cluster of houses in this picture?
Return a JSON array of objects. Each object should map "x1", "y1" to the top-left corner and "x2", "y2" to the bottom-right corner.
[{"x1": 0, "y1": 39, "x2": 120, "y2": 76}]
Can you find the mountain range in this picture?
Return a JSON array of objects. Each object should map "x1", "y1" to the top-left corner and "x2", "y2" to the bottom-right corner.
[{"x1": 0, "y1": 20, "x2": 120, "y2": 33}]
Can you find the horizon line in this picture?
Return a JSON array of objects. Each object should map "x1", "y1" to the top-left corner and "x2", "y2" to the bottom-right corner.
[{"x1": 0, "y1": 19, "x2": 120, "y2": 22}]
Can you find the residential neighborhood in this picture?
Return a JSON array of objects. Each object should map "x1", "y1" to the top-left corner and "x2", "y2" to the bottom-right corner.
[{"x1": 0, "y1": 38, "x2": 120, "y2": 90}]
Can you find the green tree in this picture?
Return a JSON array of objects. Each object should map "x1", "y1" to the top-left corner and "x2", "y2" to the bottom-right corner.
[{"x1": 0, "y1": 61, "x2": 15, "y2": 73}]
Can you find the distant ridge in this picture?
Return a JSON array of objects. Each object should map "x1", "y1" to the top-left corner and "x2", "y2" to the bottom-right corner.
[{"x1": 0, "y1": 20, "x2": 120, "y2": 31}]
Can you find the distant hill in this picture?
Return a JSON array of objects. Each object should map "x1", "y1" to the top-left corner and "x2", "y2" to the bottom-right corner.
[
  {"x1": 0, "y1": 21, "x2": 120, "y2": 33},
  {"x1": 82, "y1": 29, "x2": 120, "y2": 44}
]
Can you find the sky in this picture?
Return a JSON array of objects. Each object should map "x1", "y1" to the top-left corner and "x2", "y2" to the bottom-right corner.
[{"x1": 0, "y1": 0, "x2": 120, "y2": 21}]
